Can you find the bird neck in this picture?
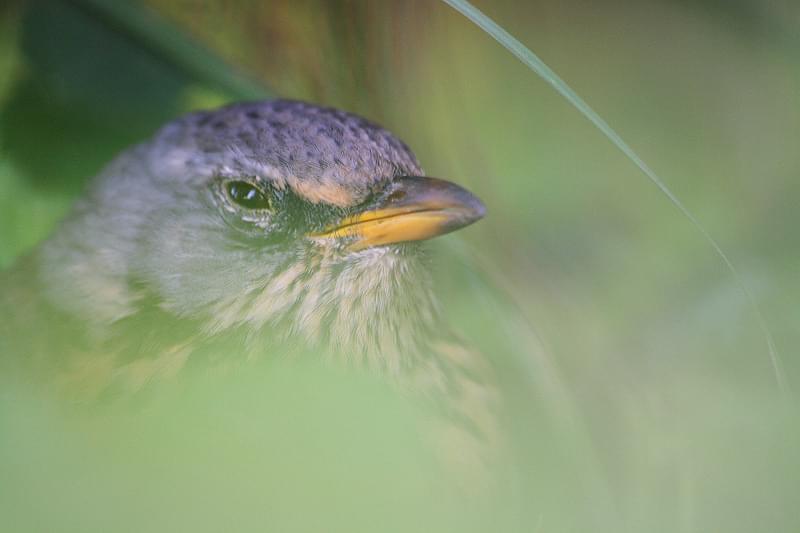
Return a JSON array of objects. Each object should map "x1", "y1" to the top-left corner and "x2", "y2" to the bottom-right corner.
[{"x1": 201, "y1": 244, "x2": 442, "y2": 374}]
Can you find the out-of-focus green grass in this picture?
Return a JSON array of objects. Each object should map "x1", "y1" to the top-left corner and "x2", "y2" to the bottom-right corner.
[
  {"x1": 1, "y1": 0, "x2": 799, "y2": 531},
  {"x1": 1, "y1": 359, "x2": 508, "y2": 533}
]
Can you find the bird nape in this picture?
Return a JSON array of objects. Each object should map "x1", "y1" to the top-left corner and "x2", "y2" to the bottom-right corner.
[{"x1": 0, "y1": 99, "x2": 500, "y2": 483}]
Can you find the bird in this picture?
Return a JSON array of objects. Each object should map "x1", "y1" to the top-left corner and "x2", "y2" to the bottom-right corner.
[{"x1": 0, "y1": 99, "x2": 501, "y2": 481}]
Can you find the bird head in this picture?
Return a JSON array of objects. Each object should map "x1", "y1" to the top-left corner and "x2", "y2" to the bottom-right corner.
[{"x1": 40, "y1": 100, "x2": 485, "y2": 363}]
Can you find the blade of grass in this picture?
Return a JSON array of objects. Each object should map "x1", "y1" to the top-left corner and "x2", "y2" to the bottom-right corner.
[{"x1": 441, "y1": 0, "x2": 787, "y2": 395}]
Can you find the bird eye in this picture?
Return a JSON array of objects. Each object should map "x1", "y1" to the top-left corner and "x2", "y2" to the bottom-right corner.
[{"x1": 225, "y1": 181, "x2": 271, "y2": 210}]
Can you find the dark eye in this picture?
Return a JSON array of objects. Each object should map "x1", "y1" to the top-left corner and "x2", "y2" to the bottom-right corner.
[{"x1": 225, "y1": 181, "x2": 271, "y2": 210}]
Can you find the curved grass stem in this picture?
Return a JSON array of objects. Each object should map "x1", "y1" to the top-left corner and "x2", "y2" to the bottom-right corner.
[{"x1": 441, "y1": 0, "x2": 788, "y2": 396}]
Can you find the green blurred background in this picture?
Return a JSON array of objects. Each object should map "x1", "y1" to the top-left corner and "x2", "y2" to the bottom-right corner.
[{"x1": 1, "y1": 0, "x2": 798, "y2": 531}]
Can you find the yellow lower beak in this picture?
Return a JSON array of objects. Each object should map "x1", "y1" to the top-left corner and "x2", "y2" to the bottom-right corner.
[{"x1": 311, "y1": 176, "x2": 485, "y2": 251}]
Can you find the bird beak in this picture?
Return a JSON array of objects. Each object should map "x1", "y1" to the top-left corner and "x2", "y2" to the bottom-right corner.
[{"x1": 311, "y1": 176, "x2": 486, "y2": 251}]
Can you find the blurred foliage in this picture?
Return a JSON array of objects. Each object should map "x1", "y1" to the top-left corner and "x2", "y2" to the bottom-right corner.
[{"x1": 1, "y1": 0, "x2": 799, "y2": 531}]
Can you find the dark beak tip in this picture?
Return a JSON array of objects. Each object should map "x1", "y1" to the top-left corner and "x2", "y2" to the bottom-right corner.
[
  {"x1": 451, "y1": 185, "x2": 486, "y2": 227},
  {"x1": 470, "y1": 196, "x2": 487, "y2": 221}
]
